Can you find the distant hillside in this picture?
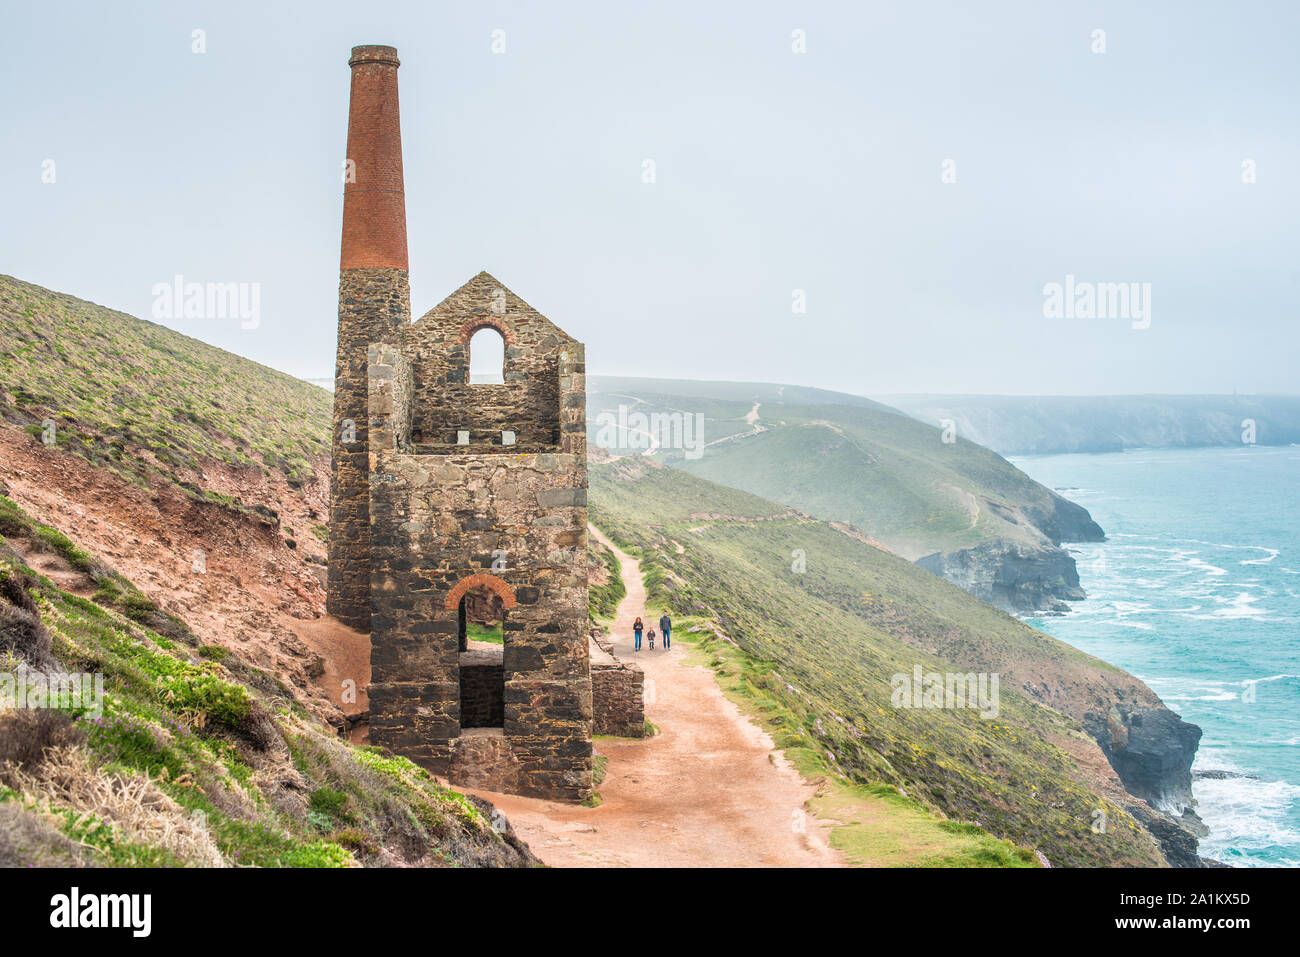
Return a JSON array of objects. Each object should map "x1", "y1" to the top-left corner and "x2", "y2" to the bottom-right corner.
[
  {"x1": 875, "y1": 394, "x2": 1300, "y2": 455},
  {"x1": 588, "y1": 375, "x2": 1103, "y2": 613},
  {"x1": 589, "y1": 457, "x2": 1205, "y2": 867}
]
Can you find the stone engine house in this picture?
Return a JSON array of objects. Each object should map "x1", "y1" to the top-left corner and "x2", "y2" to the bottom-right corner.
[{"x1": 327, "y1": 45, "x2": 593, "y2": 802}]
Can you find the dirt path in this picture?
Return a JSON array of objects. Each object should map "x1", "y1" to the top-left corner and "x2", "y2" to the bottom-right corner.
[{"x1": 462, "y1": 526, "x2": 844, "y2": 867}]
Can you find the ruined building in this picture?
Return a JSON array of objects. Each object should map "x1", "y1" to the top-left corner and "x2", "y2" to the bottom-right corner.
[{"x1": 327, "y1": 45, "x2": 594, "y2": 802}]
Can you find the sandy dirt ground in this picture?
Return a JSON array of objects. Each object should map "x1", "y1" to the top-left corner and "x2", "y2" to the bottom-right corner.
[
  {"x1": 0, "y1": 423, "x2": 360, "y2": 727},
  {"x1": 461, "y1": 526, "x2": 844, "y2": 868}
]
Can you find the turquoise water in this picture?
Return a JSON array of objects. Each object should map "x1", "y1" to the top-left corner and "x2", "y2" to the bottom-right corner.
[{"x1": 1015, "y1": 446, "x2": 1300, "y2": 868}]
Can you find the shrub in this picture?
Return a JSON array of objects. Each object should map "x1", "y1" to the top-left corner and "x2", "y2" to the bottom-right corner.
[
  {"x1": 119, "y1": 592, "x2": 159, "y2": 623},
  {"x1": 0, "y1": 497, "x2": 28, "y2": 538},
  {"x1": 0, "y1": 710, "x2": 85, "y2": 784},
  {"x1": 0, "y1": 566, "x2": 54, "y2": 668},
  {"x1": 309, "y1": 786, "x2": 349, "y2": 818},
  {"x1": 160, "y1": 673, "x2": 253, "y2": 730},
  {"x1": 280, "y1": 840, "x2": 354, "y2": 868}
]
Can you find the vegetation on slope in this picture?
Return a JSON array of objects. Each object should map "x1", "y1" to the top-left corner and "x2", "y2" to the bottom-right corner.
[
  {"x1": 589, "y1": 458, "x2": 1167, "y2": 867},
  {"x1": 0, "y1": 495, "x2": 535, "y2": 868},
  {"x1": 676, "y1": 623, "x2": 1038, "y2": 867},
  {"x1": 587, "y1": 376, "x2": 1101, "y2": 561},
  {"x1": 587, "y1": 535, "x2": 627, "y2": 624},
  {"x1": 0, "y1": 275, "x2": 332, "y2": 491}
]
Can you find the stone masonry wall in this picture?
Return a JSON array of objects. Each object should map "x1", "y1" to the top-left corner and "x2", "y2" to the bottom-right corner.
[
  {"x1": 327, "y1": 269, "x2": 408, "y2": 631},
  {"x1": 405, "y1": 272, "x2": 567, "y2": 446},
  {"x1": 366, "y1": 327, "x2": 593, "y2": 802},
  {"x1": 592, "y1": 663, "x2": 645, "y2": 737},
  {"x1": 590, "y1": 628, "x2": 645, "y2": 737}
]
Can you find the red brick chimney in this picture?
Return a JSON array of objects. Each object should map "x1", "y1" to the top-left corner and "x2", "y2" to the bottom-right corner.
[
  {"x1": 341, "y1": 45, "x2": 408, "y2": 270},
  {"x1": 329, "y1": 44, "x2": 411, "y2": 632}
]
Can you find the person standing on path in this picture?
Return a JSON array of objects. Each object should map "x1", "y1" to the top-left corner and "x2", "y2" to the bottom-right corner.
[
  {"x1": 660, "y1": 613, "x2": 672, "y2": 649},
  {"x1": 633, "y1": 616, "x2": 644, "y2": 651}
]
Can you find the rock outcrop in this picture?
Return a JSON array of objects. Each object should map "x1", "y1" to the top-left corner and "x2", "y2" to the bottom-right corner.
[
  {"x1": 917, "y1": 489, "x2": 1104, "y2": 614},
  {"x1": 918, "y1": 540, "x2": 1086, "y2": 613},
  {"x1": 1084, "y1": 704, "x2": 1203, "y2": 813}
]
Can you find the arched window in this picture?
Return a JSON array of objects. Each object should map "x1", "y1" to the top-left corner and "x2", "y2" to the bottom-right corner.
[{"x1": 467, "y1": 327, "x2": 505, "y2": 384}]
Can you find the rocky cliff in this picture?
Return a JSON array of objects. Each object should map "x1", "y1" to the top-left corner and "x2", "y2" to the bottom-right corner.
[
  {"x1": 1084, "y1": 704, "x2": 1203, "y2": 813},
  {"x1": 918, "y1": 541, "x2": 1085, "y2": 613},
  {"x1": 918, "y1": 490, "x2": 1104, "y2": 614}
]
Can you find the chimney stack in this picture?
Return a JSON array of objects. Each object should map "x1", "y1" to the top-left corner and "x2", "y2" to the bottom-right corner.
[
  {"x1": 328, "y1": 44, "x2": 411, "y2": 632},
  {"x1": 340, "y1": 45, "x2": 408, "y2": 270}
]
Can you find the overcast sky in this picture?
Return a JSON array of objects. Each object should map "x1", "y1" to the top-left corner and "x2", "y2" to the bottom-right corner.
[{"x1": 3, "y1": 0, "x2": 1297, "y2": 395}]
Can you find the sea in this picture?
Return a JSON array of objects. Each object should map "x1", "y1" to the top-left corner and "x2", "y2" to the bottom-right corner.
[{"x1": 1014, "y1": 445, "x2": 1300, "y2": 868}]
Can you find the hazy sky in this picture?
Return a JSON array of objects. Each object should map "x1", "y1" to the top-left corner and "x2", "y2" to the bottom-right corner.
[{"x1": 3, "y1": 1, "x2": 1297, "y2": 395}]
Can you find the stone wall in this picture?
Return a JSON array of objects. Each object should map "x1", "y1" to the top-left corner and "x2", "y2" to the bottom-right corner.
[
  {"x1": 463, "y1": 590, "x2": 505, "y2": 626},
  {"x1": 366, "y1": 310, "x2": 594, "y2": 802},
  {"x1": 590, "y1": 628, "x2": 646, "y2": 738},
  {"x1": 592, "y1": 662, "x2": 645, "y2": 737},
  {"x1": 404, "y1": 273, "x2": 566, "y2": 447},
  {"x1": 327, "y1": 269, "x2": 408, "y2": 631}
]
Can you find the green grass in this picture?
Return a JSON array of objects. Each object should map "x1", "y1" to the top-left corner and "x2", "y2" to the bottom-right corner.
[
  {"x1": 465, "y1": 621, "x2": 503, "y2": 644},
  {"x1": 588, "y1": 377, "x2": 1100, "y2": 560},
  {"x1": 0, "y1": 275, "x2": 332, "y2": 492},
  {"x1": 0, "y1": 496, "x2": 529, "y2": 868},
  {"x1": 587, "y1": 537, "x2": 626, "y2": 623},
  {"x1": 588, "y1": 460, "x2": 1164, "y2": 867}
]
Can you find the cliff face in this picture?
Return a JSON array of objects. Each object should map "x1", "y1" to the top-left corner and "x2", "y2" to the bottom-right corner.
[
  {"x1": 1075, "y1": 701, "x2": 1206, "y2": 867},
  {"x1": 918, "y1": 541, "x2": 1085, "y2": 613},
  {"x1": 917, "y1": 490, "x2": 1104, "y2": 614},
  {"x1": 914, "y1": 498, "x2": 1204, "y2": 850},
  {"x1": 1085, "y1": 704, "x2": 1203, "y2": 812}
]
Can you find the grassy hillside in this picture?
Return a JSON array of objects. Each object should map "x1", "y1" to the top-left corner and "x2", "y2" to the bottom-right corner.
[
  {"x1": 0, "y1": 494, "x2": 534, "y2": 867},
  {"x1": 0, "y1": 275, "x2": 332, "y2": 490},
  {"x1": 877, "y1": 393, "x2": 1300, "y2": 454},
  {"x1": 0, "y1": 277, "x2": 1191, "y2": 867},
  {"x1": 590, "y1": 457, "x2": 1179, "y2": 867},
  {"x1": 587, "y1": 376, "x2": 1101, "y2": 562}
]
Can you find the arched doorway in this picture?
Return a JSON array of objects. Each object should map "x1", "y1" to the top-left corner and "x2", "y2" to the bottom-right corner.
[{"x1": 446, "y1": 574, "x2": 517, "y2": 730}]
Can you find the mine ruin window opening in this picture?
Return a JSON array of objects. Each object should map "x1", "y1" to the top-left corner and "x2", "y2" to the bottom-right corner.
[
  {"x1": 467, "y1": 327, "x2": 505, "y2": 385},
  {"x1": 459, "y1": 590, "x2": 505, "y2": 647},
  {"x1": 458, "y1": 587, "x2": 506, "y2": 729}
]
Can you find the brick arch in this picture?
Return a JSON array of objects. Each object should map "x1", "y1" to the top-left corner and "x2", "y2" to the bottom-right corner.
[
  {"x1": 459, "y1": 316, "x2": 514, "y2": 346},
  {"x1": 444, "y1": 572, "x2": 518, "y2": 611}
]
